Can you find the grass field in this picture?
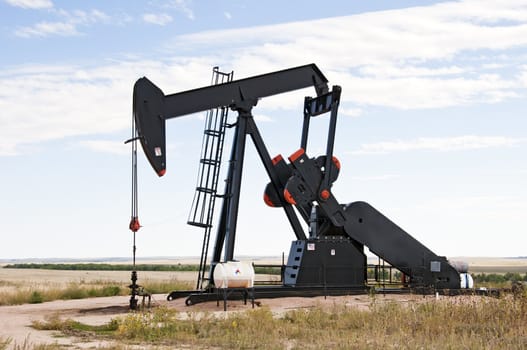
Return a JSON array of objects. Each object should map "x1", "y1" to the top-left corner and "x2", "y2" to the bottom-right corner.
[
  {"x1": 0, "y1": 257, "x2": 526, "y2": 349},
  {"x1": 0, "y1": 257, "x2": 525, "y2": 306},
  {"x1": 0, "y1": 268, "x2": 194, "y2": 306},
  {"x1": 26, "y1": 293, "x2": 527, "y2": 349}
]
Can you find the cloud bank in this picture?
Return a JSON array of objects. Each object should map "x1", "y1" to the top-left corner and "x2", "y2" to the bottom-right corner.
[
  {"x1": 1, "y1": 0, "x2": 527, "y2": 155},
  {"x1": 5, "y1": 0, "x2": 52, "y2": 9},
  {"x1": 352, "y1": 135, "x2": 527, "y2": 155}
]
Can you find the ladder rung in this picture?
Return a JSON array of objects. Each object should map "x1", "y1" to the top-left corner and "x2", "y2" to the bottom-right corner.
[
  {"x1": 204, "y1": 129, "x2": 222, "y2": 137},
  {"x1": 187, "y1": 221, "x2": 211, "y2": 228},
  {"x1": 215, "y1": 71, "x2": 232, "y2": 77},
  {"x1": 200, "y1": 158, "x2": 220, "y2": 166},
  {"x1": 196, "y1": 187, "x2": 216, "y2": 194}
]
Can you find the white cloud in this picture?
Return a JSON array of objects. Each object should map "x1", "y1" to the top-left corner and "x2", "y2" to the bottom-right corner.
[
  {"x1": 520, "y1": 65, "x2": 527, "y2": 87},
  {"x1": 358, "y1": 65, "x2": 465, "y2": 78},
  {"x1": 0, "y1": 60, "x2": 213, "y2": 156},
  {"x1": 143, "y1": 13, "x2": 173, "y2": 26},
  {"x1": 3, "y1": 0, "x2": 527, "y2": 155},
  {"x1": 351, "y1": 174, "x2": 399, "y2": 181},
  {"x1": 339, "y1": 74, "x2": 520, "y2": 109},
  {"x1": 5, "y1": 0, "x2": 52, "y2": 9},
  {"x1": 482, "y1": 63, "x2": 506, "y2": 70},
  {"x1": 339, "y1": 108, "x2": 362, "y2": 118},
  {"x1": 78, "y1": 140, "x2": 129, "y2": 155},
  {"x1": 14, "y1": 9, "x2": 110, "y2": 38},
  {"x1": 15, "y1": 21, "x2": 79, "y2": 37},
  {"x1": 56, "y1": 9, "x2": 110, "y2": 24},
  {"x1": 173, "y1": 4, "x2": 527, "y2": 66},
  {"x1": 167, "y1": 0, "x2": 527, "y2": 109},
  {"x1": 352, "y1": 136, "x2": 527, "y2": 155},
  {"x1": 253, "y1": 114, "x2": 274, "y2": 122},
  {"x1": 224, "y1": 11, "x2": 232, "y2": 20},
  {"x1": 165, "y1": 0, "x2": 195, "y2": 20}
]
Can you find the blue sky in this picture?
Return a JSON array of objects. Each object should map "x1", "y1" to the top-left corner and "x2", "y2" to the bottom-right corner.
[{"x1": 1, "y1": 0, "x2": 526, "y2": 260}]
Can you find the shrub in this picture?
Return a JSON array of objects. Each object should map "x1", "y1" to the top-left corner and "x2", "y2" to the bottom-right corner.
[
  {"x1": 101, "y1": 285, "x2": 122, "y2": 297},
  {"x1": 0, "y1": 337, "x2": 10, "y2": 350},
  {"x1": 29, "y1": 291, "x2": 43, "y2": 304}
]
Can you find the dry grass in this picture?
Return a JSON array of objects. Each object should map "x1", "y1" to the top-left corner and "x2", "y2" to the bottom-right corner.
[
  {"x1": 0, "y1": 337, "x2": 10, "y2": 350},
  {"x1": 0, "y1": 337, "x2": 70, "y2": 350},
  {"x1": 0, "y1": 279, "x2": 192, "y2": 306},
  {"x1": 33, "y1": 292, "x2": 527, "y2": 349},
  {"x1": 0, "y1": 266, "x2": 194, "y2": 305},
  {"x1": 0, "y1": 282, "x2": 125, "y2": 306}
]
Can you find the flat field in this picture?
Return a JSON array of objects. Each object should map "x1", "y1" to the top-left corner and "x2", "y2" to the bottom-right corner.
[
  {"x1": 454, "y1": 257, "x2": 527, "y2": 273},
  {"x1": 0, "y1": 268, "x2": 196, "y2": 290},
  {"x1": 0, "y1": 257, "x2": 525, "y2": 349}
]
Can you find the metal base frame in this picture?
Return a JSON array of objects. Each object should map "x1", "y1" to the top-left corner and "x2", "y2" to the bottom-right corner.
[
  {"x1": 168, "y1": 285, "x2": 368, "y2": 306},
  {"x1": 167, "y1": 285, "x2": 502, "y2": 307}
]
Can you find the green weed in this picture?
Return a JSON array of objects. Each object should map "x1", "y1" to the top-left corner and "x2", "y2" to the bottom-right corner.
[
  {"x1": 32, "y1": 314, "x2": 119, "y2": 334},
  {"x1": 28, "y1": 291, "x2": 44, "y2": 304}
]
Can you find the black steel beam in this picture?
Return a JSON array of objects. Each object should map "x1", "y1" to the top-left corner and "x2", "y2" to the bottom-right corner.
[
  {"x1": 222, "y1": 113, "x2": 250, "y2": 261},
  {"x1": 133, "y1": 63, "x2": 329, "y2": 176},
  {"x1": 246, "y1": 117, "x2": 307, "y2": 241},
  {"x1": 161, "y1": 64, "x2": 329, "y2": 118}
]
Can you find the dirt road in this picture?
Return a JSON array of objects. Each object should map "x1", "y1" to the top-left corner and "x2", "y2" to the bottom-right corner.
[{"x1": 0, "y1": 295, "x2": 134, "y2": 348}]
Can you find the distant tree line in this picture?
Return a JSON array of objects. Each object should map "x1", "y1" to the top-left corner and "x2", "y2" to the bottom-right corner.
[{"x1": 472, "y1": 272, "x2": 527, "y2": 284}]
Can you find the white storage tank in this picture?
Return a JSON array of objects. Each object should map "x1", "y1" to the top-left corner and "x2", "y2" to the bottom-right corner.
[
  {"x1": 460, "y1": 273, "x2": 474, "y2": 289},
  {"x1": 213, "y1": 261, "x2": 255, "y2": 289}
]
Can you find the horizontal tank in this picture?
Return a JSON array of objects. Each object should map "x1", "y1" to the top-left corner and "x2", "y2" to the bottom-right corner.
[
  {"x1": 213, "y1": 261, "x2": 255, "y2": 289},
  {"x1": 460, "y1": 273, "x2": 474, "y2": 289}
]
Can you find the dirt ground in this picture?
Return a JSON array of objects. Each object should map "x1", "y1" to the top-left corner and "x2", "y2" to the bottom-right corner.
[{"x1": 0, "y1": 291, "x2": 441, "y2": 349}]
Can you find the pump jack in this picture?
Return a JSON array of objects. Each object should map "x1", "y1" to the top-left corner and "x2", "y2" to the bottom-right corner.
[{"x1": 132, "y1": 63, "x2": 470, "y2": 305}]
